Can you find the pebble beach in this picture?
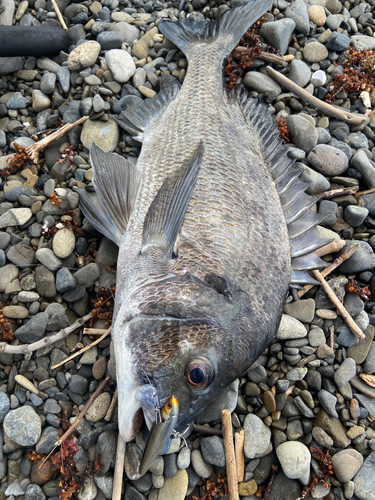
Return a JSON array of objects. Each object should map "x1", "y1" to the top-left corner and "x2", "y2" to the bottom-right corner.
[{"x1": 1, "y1": 0, "x2": 375, "y2": 499}]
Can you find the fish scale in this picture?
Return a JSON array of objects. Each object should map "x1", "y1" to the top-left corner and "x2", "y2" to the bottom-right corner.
[{"x1": 78, "y1": 0, "x2": 330, "y2": 456}]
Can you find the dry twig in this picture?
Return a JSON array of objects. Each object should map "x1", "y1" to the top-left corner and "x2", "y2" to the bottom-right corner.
[
  {"x1": 83, "y1": 328, "x2": 108, "y2": 336},
  {"x1": 50, "y1": 0, "x2": 68, "y2": 30},
  {"x1": 298, "y1": 243, "x2": 359, "y2": 297},
  {"x1": 234, "y1": 430, "x2": 244, "y2": 483},
  {"x1": 311, "y1": 270, "x2": 365, "y2": 339},
  {"x1": 104, "y1": 387, "x2": 118, "y2": 421},
  {"x1": 329, "y1": 325, "x2": 334, "y2": 350},
  {"x1": 222, "y1": 410, "x2": 239, "y2": 500},
  {"x1": 316, "y1": 186, "x2": 359, "y2": 200},
  {"x1": 194, "y1": 424, "x2": 224, "y2": 437},
  {"x1": 0, "y1": 313, "x2": 92, "y2": 354},
  {"x1": 50, "y1": 326, "x2": 111, "y2": 370},
  {"x1": 316, "y1": 240, "x2": 346, "y2": 257},
  {"x1": 356, "y1": 186, "x2": 375, "y2": 196},
  {"x1": 266, "y1": 67, "x2": 367, "y2": 126},
  {"x1": 26, "y1": 116, "x2": 88, "y2": 164},
  {"x1": 113, "y1": 435, "x2": 126, "y2": 500},
  {"x1": 55, "y1": 376, "x2": 111, "y2": 447}
]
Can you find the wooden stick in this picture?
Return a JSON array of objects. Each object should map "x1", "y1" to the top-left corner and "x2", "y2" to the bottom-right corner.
[
  {"x1": 104, "y1": 388, "x2": 118, "y2": 421},
  {"x1": 298, "y1": 243, "x2": 359, "y2": 297},
  {"x1": 329, "y1": 325, "x2": 334, "y2": 350},
  {"x1": 315, "y1": 240, "x2": 346, "y2": 257},
  {"x1": 0, "y1": 312, "x2": 92, "y2": 354},
  {"x1": 113, "y1": 434, "x2": 126, "y2": 500},
  {"x1": 26, "y1": 116, "x2": 89, "y2": 164},
  {"x1": 83, "y1": 328, "x2": 108, "y2": 336},
  {"x1": 315, "y1": 186, "x2": 359, "y2": 200},
  {"x1": 55, "y1": 376, "x2": 111, "y2": 447},
  {"x1": 234, "y1": 430, "x2": 245, "y2": 483},
  {"x1": 50, "y1": 0, "x2": 68, "y2": 30},
  {"x1": 193, "y1": 424, "x2": 223, "y2": 437},
  {"x1": 311, "y1": 270, "x2": 365, "y2": 339},
  {"x1": 50, "y1": 326, "x2": 111, "y2": 370},
  {"x1": 266, "y1": 67, "x2": 367, "y2": 126},
  {"x1": 356, "y1": 186, "x2": 375, "y2": 196},
  {"x1": 222, "y1": 410, "x2": 239, "y2": 500}
]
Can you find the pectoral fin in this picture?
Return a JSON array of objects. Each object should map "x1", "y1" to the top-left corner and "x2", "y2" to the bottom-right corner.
[
  {"x1": 78, "y1": 143, "x2": 141, "y2": 245},
  {"x1": 142, "y1": 142, "x2": 204, "y2": 258}
]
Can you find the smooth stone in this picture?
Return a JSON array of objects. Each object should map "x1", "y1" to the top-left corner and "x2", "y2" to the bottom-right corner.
[
  {"x1": 0, "y1": 207, "x2": 32, "y2": 228},
  {"x1": 351, "y1": 35, "x2": 375, "y2": 51},
  {"x1": 85, "y1": 392, "x2": 111, "y2": 422},
  {"x1": 4, "y1": 406, "x2": 41, "y2": 446},
  {"x1": 15, "y1": 312, "x2": 49, "y2": 343},
  {"x1": 0, "y1": 264, "x2": 19, "y2": 292},
  {"x1": 81, "y1": 118, "x2": 119, "y2": 153},
  {"x1": 35, "y1": 248, "x2": 62, "y2": 271},
  {"x1": 285, "y1": 0, "x2": 310, "y2": 34},
  {"x1": 326, "y1": 32, "x2": 350, "y2": 52},
  {"x1": 0, "y1": 392, "x2": 10, "y2": 423},
  {"x1": 40, "y1": 73, "x2": 56, "y2": 95},
  {"x1": 260, "y1": 18, "x2": 296, "y2": 55},
  {"x1": 276, "y1": 314, "x2": 307, "y2": 339},
  {"x1": 243, "y1": 414, "x2": 271, "y2": 459},
  {"x1": 157, "y1": 469, "x2": 188, "y2": 500},
  {"x1": 308, "y1": 144, "x2": 349, "y2": 176},
  {"x1": 288, "y1": 59, "x2": 311, "y2": 88},
  {"x1": 283, "y1": 299, "x2": 315, "y2": 323},
  {"x1": 351, "y1": 149, "x2": 375, "y2": 188},
  {"x1": 287, "y1": 115, "x2": 318, "y2": 153},
  {"x1": 191, "y1": 450, "x2": 213, "y2": 479},
  {"x1": 344, "y1": 205, "x2": 369, "y2": 227},
  {"x1": 52, "y1": 227, "x2": 75, "y2": 258},
  {"x1": 338, "y1": 241, "x2": 375, "y2": 274},
  {"x1": 334, "y1": 357, "x2": 356, "y2": 388},
  {"x1": 276, "y1": 441, "x2": 311, "y2": 484},
  {"x1": 308, "y1": 5, "x2": 326, "y2": 26},
  {"x1": 318, "y1": 389, "x2": 338, "y2": 418},
  {"x1": 363, "y1": 341, "x2": 375, "y2": 373},
  {"x1": 67, "y1": 41, "x2": 101, "y2": 71},
  {"x1": 350, "y1": 375, "x2": 375, "y2": 399},
  {"x1": 311, "y1": 427, "x2": 334, "y2": 448},
  {"x1": 314, "y1": 408, "x2": 351, "y2": 448},
  {"x1": 97, "y1": 431, "x2": 117, "y2": 475},
  {"x1": 105, "y1": 49, "x2": 136, "y2": 83},
  {"x1": 55, "y1": 267, "x2": 76, "y2": 293},
  {"x1": 298, "y1": 163, "x2": 330, "y2": 194},
  {"x1": 200, "y1": 436, "x2": 225, "y2": 467},
  {"x1": 36, "y1": 426, "x2": 60, "y2": 454},
  {"x1": 353, "y1": 451, "x2": 375, "y2": 500},
  {"x1": 303, "y1": 42, "x2": 328, "y2": 63},
  {"x1": 32, "y1": 90, "x2": 51, "y2": 112},
  {"x1": 243, "y1": 71, "x2": 282, "y2": 95},
  {"x1": 3, "y1": 305, "x2": 28, "y2": 319}
]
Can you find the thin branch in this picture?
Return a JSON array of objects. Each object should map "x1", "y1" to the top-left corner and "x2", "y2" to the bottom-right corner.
[
  {"x1": 266, "y1": 67, "x2": 367, "y2": 126},
  {"x1": 329, "y1": 325, "x2": 334, "y2": 350},
  {"x1": 50, "y1": 326, "x2": 111, "y2": 370},
  {"x1": 51, "y1": 0, "x2": 68, "y2": 30},
  {"x1": 316, "y1": 240, "x2": 346, "y2": 257},
  {"x1": 193, "y1": 424, "x2": 223, "y2": 437},
  {"x1": 104, "y1": 388, "x2": 118, "y2": 421},
  {"x1": 315, "y1": 186, "x2": 359, "y2": 200},
  {"x1": 234, "y1": 430, "x2": 244, "y2": 483},
  {"x1": 113, "y1": 435, "x2": 126, "y2": 500},
  {"x1": 26, "y1": 116, "x2": 89, "y2": 164},
  {"x1": 311, "y1": 270, "x2": 365, "y2": 339},
  {"x1": 55, "y1": 376, "x2": 111, "y2": 447},
  {"x1": 222, "y1": 410, "x2": 239, "y2": 500},
  {"x1": 298, "y1": 243, "x2": 359, "y2": 297},
  {"x1": 83, "y1": 328, "x2": 108, "y2": 336},
  {"x1": 0, "y1": 313, "x2": 92, "y2": 354},
  {"x1": 356, "y1": 186, "x2": 375, "y2": 196}
]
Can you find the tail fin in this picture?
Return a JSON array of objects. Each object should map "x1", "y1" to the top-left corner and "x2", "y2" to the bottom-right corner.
[{"x1": 158, "y1": 0, "x2": 272, "y2": 60}]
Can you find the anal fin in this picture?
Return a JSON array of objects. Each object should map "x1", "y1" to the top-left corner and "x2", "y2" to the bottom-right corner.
[
  {"x1": 78, "y1": 143, "x2": 141, "y2": 245},
  {"x1": 142, "y1": 141, "x2": 204, "y2": 258}
]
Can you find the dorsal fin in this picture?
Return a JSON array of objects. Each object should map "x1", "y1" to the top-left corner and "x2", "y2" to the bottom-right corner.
[
  {"x1": 142, "y1": 141, "x2": 204, "y2": 258},
  {"x1": 231, "y1": 87, "x2": 331, "y2": 286},
  {"x1": 78, "y1": 143, "x2": 141, "y2": 245},
  {"x1": 114, "y1": 85, "x2": 179, "y2": 142}
]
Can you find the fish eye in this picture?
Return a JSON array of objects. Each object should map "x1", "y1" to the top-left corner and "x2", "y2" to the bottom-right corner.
[{"x1": 186, "y1": 358, "x2": 214, "y2": 389}]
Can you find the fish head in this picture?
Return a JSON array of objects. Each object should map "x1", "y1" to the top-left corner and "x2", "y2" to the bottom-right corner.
[{"x1": 117, "y1": 316, "x2": 236, "y2": 440}]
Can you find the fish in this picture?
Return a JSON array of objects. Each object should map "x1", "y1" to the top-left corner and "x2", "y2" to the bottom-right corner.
[{"x1": 78, "y1": 0, "x2": 330, "y2": 463}]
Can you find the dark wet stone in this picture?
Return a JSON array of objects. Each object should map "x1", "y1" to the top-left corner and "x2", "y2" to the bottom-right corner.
[
  {"x1": 36, "y1": 426, "x2": 60, "y2": 454},
  {"x1": 15, "y1": 312, "x2": 49, "y2": 343}
]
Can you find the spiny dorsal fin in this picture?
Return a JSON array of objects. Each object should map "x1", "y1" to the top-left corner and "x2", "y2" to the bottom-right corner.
[
  {"x1": 159, "y1": 0, "x2": 272, "y2": 60},
  {"x1": 78, "y1": 143, "x2": 141, "y2": 245},
  {"x1": 142, "y1": 141, "x2": 204, "y2": 258},
  {"x1": 231, "y1": 87, "x2": 331, "y2": 286},
  {"x1": 114, "y1": 85, "x2": 179, "y2": 142}
]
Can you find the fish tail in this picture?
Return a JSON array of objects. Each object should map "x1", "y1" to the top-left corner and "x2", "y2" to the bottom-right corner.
[{"x1": 158, "y1": 0, "x2": 272, "y2": 61}]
